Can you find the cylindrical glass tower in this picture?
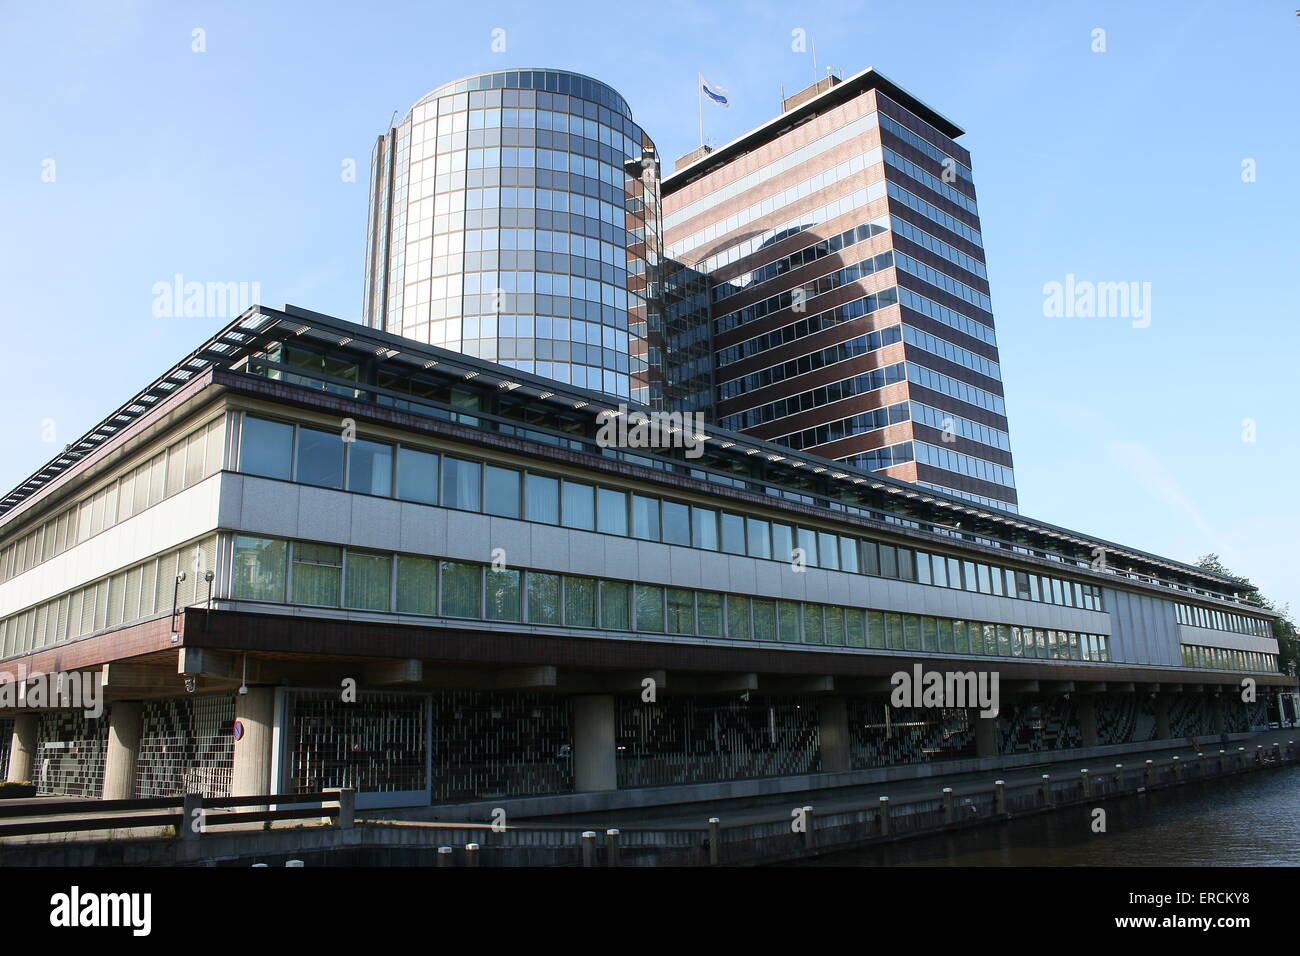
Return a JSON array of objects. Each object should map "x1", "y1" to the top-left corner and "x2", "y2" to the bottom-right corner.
[{"x1": 363, "y1": 69, "x2": 660, "y2": 404}]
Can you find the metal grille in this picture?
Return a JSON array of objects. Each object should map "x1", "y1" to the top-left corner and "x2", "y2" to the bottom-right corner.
[
  {"x1": 136, "y1": 695, "x2": 234, "y2": 798},
  {"x1": 999, "y1": 696, "x2": 1081, "y2": 753},
  {"x1": 849, "y1": 696, "x2": 976, "y2": 768},
  {"x1": 0, "y1": 717, "x2": 12, "y2": 779},
  {"x1": 430, "y1": 692, "x2": 572, "y2": 802},
  {"x1": 288, "y1": 690, "x2": 427, "y2": 794},
  {"x1": 617, "y1": 694, "x2": 820, "y2": 788},
  {"x1": 35, "y1": 710, "x2": 107, "y2": 797}
]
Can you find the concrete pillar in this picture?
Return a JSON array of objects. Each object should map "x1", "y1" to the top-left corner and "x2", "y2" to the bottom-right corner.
[
  {"x1": 103, "y1": 701, "x2": 143, "y2": 800},
  {"x1": 817, "y1": 697, "x2": 850, "y2": 773},
  {"x1": 1077, "y1": 696, "x2": 1098, "y2": 748},
  {"x1": 6, "y1": 713, "x2": 38, "y2": 783},
  {"x1": 1211, "y1": 697, "x2": 1227, "y2": 735},
  {"x1": 232, "y1": 688, "x2": 275, "y2": 797},
  {"x1": 973, "y1": 711, "x2": 999, "y2": 758},
  {"x1": 1155, "y1": 695, "x2": 1172, "y2": 739},
  {"x1": 572, "y1": 695, "x2": 616, "y2": 792}
]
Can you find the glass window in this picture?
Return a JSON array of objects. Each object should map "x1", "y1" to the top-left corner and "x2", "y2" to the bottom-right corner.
[
  {"x1": 631, "y1": 495, "x2": 660, "y2": 540},
  {"x1": 397, "y1": 447, "x2": 438, "y2": 505},
  {"x1": 525, "y1": 473, "x2": 560, "y2": 523},
  {"x1": 485, "y1": 466, "x2": 521, "y2": 518},
  {"x1": 922, "y1": 616, "x2": 939, "y2": 651},
  {"x1": 846, "y1": 609, "x2": 866, "y2": 647},
  {"x1": 721, "y1": 513, "x2": 746, "y2": 554},
  {"x1": 818, "y1": 533, "x2": 840, "y2": 571},
  {"x1": 292, "y1": 543, "x2": 342, "y2": 606},
  {"x1": 879, "y1": 545, "x2": 898, "y2": 578},
  {"x1": 796, "y1": 528, "x2": 819, "y2": 567},
  {"x1": 938, "y1": 618, "x2": 954, "y2": 653},
  {"x1": 1011, "y1": 626, "x2": 1024, "y2": 657},
  {"x1": 347, "y1": 439, "x2": 393, "y2": 496},
  {"x1": 746, "y1": 518, "x2": 771, "y2": 559},
  {"x1": 824, "y1": 606, "x2": 845, "y2": 646},
  {"x1": 772, "y1": 524, "x2": 794, "y2": 564},
  {"x1": 345, "y1": 551, "x2": 392, "y2": 611},
  {"x1": 752, "y1": 599, "x2": 776, "y2": 640},
  {"x1": 231, "y1": 535, "x2": 286, "y2": 602},
  {"x1": 1015, "y1": 571, "x2": 1030, "y2": 600},
  {"x1": 897, "y1": 548, "x2": 915, "y2": 581},
  {"x1": 692, "y1": 507, "x2": 719, "y2": 550},
  {"x1": 562, "y1": 481, "x2": 595, "y2": 530},
  {"x1": 597, "y1": 488, "x2": 627, "y2": 535},
  {"x1": 803, "y1": 605, "x2": 825, "y2": 644},
  {"x1": 726, "y1": 595, "x2": 752, "y2": 639},
  {"x1": 635, "y1": 584, "x2": 664, "y2": 632},
  {"x1": 527, "y1": 571, "x2": 561, "y2": 624},
  {"x1": 440, "y1": 561, "x2": 482, "y2": 617},
  {"x1": 564, "y1": 576, "x2": 596, "y2": 626},
  {"x1": 599, "y1": 580, "x2": 629, "y2": 628},
  {"x1": 442, "y1": 457, "x2": 482, "y2": 511},
  {"x1": 839, "y1": 537, "x2": 859, "y2": 573},
  {"x1": 296, "y1": 427, "x2": 344, "y2": 489},
  {"x1": 977, "y1": 564, "x2": 992, "y2": 593},
  {"x1": 697, "y1": 592, "x2": 723, "y2": 636},
  {"x1": 778, "y1": 601, "x2": 801, "y2": 643},
  {"x1": 931, "y1": 553, "x2": 948, "y2": 588},
  {"x1": 962, "y1": 561, "x2": 978, "y2": 592},
  {"x1": 862, "y1": 542, "x2": 880, "y2": 576},
  {"x1": 917, "y1": 552, "x2": 933, "y2": 585},
  {"x1": 952, "y1": 620, "x2": 970, "y2": 653},
  {"x1": 486, "y1": 568, "x2": 521, "y2": 620},
  {"x1": 396, "y1": 555, "x2": 436, "y2": 615},
  {"x1": 904, "y1": 615, "x2": 921, "y2": 650},
  {"x1": 886, "y1": 613, "x2": 903, "y2": 649},
  {"x1": 662, "y1": 501, "x2": 691, "y2": 546},
  {"x1": 997, "y1": 624, "x2": 1011, "y2": 657},
  {"x1": 666, "y1": 588, "x2": 695, "y2": 634}
]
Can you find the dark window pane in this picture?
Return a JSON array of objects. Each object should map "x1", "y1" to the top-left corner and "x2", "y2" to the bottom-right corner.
[
  {"x1": 296, "y1": 427, "x2": 344, "y2": 489},
  {"x1": 662, "y1": 501, "x2": 690, "y2": 545},
  {"x1": 442, "y1": 457, "x2": 482, "y2": 511},
  {"x1": 240, "y1": 416, "x2": 292, "y2": 480},
  {"x1": 347, "y1": 439, "x2": 393, "y2": 496},
  {"x1": 485, "y1": 465, "x2": 521, "y2": 518},
  {"x1": 397, "y1": 447, "x2": 438, "y2": 505},
  {"x1": 721, "y1": 513, "x2": 745, "y2": 554}
]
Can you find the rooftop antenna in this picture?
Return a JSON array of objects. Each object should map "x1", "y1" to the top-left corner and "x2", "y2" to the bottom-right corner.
[
  {"x1": 780, "y1": 82, "x2": 785, "y2": 111},
  {"x1": 811, "y1": 37, "x2": 818, "y2": 82}
]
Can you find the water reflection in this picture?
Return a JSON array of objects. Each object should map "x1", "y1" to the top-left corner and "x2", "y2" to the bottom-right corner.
[{"x1": 794, "y1": 765, "x2": 1300, "y2": 866}]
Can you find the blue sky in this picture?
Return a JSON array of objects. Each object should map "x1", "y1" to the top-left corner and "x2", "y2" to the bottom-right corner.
[{"x1": 1, "y1": 0, "x2": 1297, "y2": 613}]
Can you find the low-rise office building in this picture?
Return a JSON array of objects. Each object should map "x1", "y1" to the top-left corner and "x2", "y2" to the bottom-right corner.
[{"x1": 0, "y1": 306, "x2": 1285, "y2": 807}]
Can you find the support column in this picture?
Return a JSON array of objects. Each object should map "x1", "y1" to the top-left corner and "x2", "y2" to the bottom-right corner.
[
  {"x1": 6, "y1": 713, "x2": 38, "y2": 783},
  {"x1": 231, "y1": 688, "x2": 275, "y2": 797},
  {"x1": 817, "y1": 697, "x2": 850, "y2": 773},
  {"x1": 973, "y1": 711, "x2": 999, "y2": 758},
  {"x1": 1211, "y1": 696, "x2": 1227, "y2": 735},
  {"x1": 1155, "y1": 695, "x2": 1172, "y2": 739},
  {"x1": 1077, "y1": 696, "x2": 1099, "y2": 748},
  {"x1": 572, "y1": 695, "x2": 617, "y2": 792},
  {"x1": 103, "y1": 701, "x2": 143, "y2": 800}
]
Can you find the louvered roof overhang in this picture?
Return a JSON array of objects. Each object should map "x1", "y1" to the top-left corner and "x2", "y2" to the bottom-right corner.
[{"x1": 0, "y1": 304, "x2": 1255, "y2": 598}]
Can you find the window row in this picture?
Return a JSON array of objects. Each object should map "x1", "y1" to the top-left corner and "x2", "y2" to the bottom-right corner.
[
  {"x1": 712, "y1": 215, "x2": 891, "y2": 302},
  {"x1": 1180, "y1": 644, "x2": 1276, "y2": 673},
  {"x1": 1175, "y1": 602, "x2": 1271, "y2": 638},
  {"x1": 236, "y1": 414, "x2": 1102, "y2": 610},
  {"x1": 0, "y1": 537, "x2": 219, "y2": 660},
  {"x1": 0, "y1": 418, "x2": 224, "y2": 586},
  {"x1": 228, "y1": 535, "x2": 1111, "y2": 662}
]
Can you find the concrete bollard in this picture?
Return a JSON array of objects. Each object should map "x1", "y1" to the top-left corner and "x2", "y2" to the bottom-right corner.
[
  {"x1": 1289, "y1": 740, "x2": 1296, "y2": 760},
  {"x1": 437, "y1": 846, "x2": 453, "y2": 867},
  {"x1": 1144, "y1": 759, "x2": 1154, "y2": 788},
  {"x1": 1081, "y1": 768, "x2": 1091, "y2": 798},
  {"x1": 581, "y1": 831, "x2": 597, "y2": 867},
  {"x1": 1114, "y1": 764, "x2": 1124, "y2": 791},
  {"x1": 1256, "y1": 745, "x2": 1264, "y2": 765},
  {"x1": 707, "y1": 817, "x2": 721, "y2": 865},
  {"x1": 802, "y1": 806, "x2": 815, "y2": 849},
  {"x1": 1040, "y1": 774, "x2": 1051, "y2": 805},
  {"x1": 1219, "y1": 750, "x2": 1226, "y2": 774},
  {"x1": 1237, "y1": 747, "x2": 1245, "y2": 769},
  {"x1": 1198, "y1": 753, "x2": 1206, "y2": 778},
  {"x1": 879, "y1": 796, "x2": 891, "y2": 835},
  {"x1": 606, "y1": 829, "x2": 620, "y2": 867},
  {"x1": 942, "y1": 787, "x2": 954, "y2": 824},
  {"x1": 994, "y1": 780, "x2": 1006, "y2": 815},
  {"x1": 465, "y1": 842, "x2": 480, "y2": 867},
  {"x1": 329, "y1": 787, "x2": 356, "y2": 829},
  {"x1": 181, "y1": 792, "x2": 203, "y2": 841},
  {"x1": 1171, "y1": 756, "x2": 1181, "y2": 781}
]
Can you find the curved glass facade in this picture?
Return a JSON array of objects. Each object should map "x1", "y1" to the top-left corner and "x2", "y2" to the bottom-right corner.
[{"x1": 363, "y1": 69, "x2": 659, "y2": 403}]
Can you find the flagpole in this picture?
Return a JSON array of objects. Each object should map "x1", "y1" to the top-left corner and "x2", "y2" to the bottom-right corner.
[{"x1": 697, "y1": 72, "x2": 704, "y2": 147}]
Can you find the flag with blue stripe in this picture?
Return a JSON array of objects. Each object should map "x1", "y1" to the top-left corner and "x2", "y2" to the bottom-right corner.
[{"x1": 700, "y1": 74, "x2": 729, "y2": 106}]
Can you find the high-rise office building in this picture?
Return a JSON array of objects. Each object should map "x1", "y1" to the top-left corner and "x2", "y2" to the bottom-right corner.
[
  {"x1": 362, "y1": 69, "x2": 661, "y2": 403},
  {"x1": 662, "y1": 68, "x2": 1015, "y2": 511}
]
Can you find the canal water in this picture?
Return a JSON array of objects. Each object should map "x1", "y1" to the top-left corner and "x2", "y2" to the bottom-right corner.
[{"x1": 796, "y1": 764, "x2": 1300, "y2": 866}]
